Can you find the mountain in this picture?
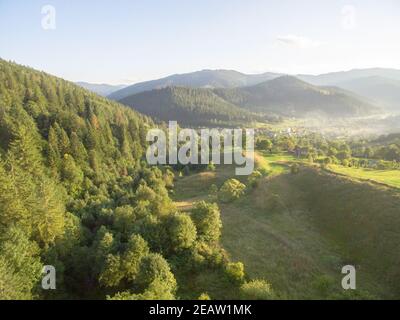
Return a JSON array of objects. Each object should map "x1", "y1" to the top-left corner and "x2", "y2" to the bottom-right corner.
[
  {"x1": 297, "y1": 69, "x2": 400, "y2": 112},
  {"x1": 117, "y1": 76, "x2": 379, "y2": 125},
  {"x1": 76, "y1": 81, "x2": 127, "y2": 96},
  {"x1": 213, "y1": 76, "x2": 380, "y2": 118},
  {"x1": 119, "y1": 86, "x2": 259, "y2": 126},
  {"x1": 297, "y1": 68, "x2": 400, "y2": 86},
  {"x1": 110, "y1": 68, "x2": 400, "y2": 114},
  {"x1": 325, "y1": 76, "x2": 400, "y2": 112},
  {"x1": 108, "y1": 69, "x2": 281, "y2": 100}
]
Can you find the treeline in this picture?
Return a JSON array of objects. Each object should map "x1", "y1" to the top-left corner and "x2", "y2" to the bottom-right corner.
[
  {"x1": 256, "y1": 132, "x2": 400, "y2": 170},
  {"x1": 0, "y1": 60, "x2": 263, "y2": 300}
]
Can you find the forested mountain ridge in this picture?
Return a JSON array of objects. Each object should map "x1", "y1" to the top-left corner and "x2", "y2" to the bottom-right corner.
[
  {"x1": 109, "y1": 67, "x2": 400, "y2": 114},
  {"x1": 117, "y1": 75, "x2": 380, "y2": 124},
  {"x1": 213, "y1": 76, "x2": 380, "y2": 117},
  {"x1": 119, "y1": 86, "x2": 260, "y2": 126},
  {"x1": 0, "y1": 59, "x2": 255, "y2": 300},
  {"x1": 108, "y1": 69, "x2": 281, "y2": 101}
]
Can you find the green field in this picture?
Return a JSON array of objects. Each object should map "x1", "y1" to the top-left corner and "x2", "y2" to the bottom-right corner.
[
  {"x1": 327, "y1": 165, "x2": 400, "y2": 189},
  {"x1": 172, "y1": 152, "x2": 400, "y2": 299}
]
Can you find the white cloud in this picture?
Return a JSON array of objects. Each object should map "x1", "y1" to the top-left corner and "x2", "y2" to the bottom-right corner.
[{"x1": 275, "y1": 35, "x2": 325, "y2": 49}]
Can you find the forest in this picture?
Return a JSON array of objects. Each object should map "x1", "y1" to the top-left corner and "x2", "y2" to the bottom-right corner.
[{"x1": 0, "y1": 59, "x2": 270, "y2": 300}]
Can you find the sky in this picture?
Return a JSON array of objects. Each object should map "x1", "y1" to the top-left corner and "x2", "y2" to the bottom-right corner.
[{"x1": 1, "y1": 0, "x2": 400, "y2": 85}]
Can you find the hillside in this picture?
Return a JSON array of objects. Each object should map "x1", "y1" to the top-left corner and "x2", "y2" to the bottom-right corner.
[
  {"x1": 119, "y1": 86, "x2": 259, "y2": 126},
  {"x1": 213, "y1": 76, "x2": 380, "y2": 118},
  {"x1": 75, "y1": 81, "x2": 127, "y2": 96},
  {"x1": 108, "y1": 69, "x2": 281, "y2": 100},
  {"x1": 330, "y1": 76, "x2": 400, "y2": 112},
  {"x1": 173, "y1": 156, "x2": 400, "y2": 299},
  {"x1": 0, "y1": 59, "x2": 252, "y2": 300}
]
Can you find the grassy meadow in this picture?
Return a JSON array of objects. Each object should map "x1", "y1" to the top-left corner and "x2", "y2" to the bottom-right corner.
[{"x1": 172, "y1": 152, "x2": 400, "y2": 299}]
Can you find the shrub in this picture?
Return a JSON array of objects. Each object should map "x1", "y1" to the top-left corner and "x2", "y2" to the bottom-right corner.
[
  {"x1": 247, "y1": 170, "x2": 263, "y2": 188},
  {"x1": 218, "y1": 179, "x2": 246, "y2": 203},
  {"x1": 198, "y1": 293, "x2": 211, "y2": 300},
  {"x1": 225, "y1": 262, "x2": 245, "y2": 283},
  {"x1": 240, "y1": 279, "x2": 274, "y2": 300}
]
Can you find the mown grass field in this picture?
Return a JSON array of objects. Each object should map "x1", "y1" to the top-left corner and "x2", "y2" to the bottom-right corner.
[
  {"x1": 172, "y1": 152, "x2": 400, "y2": 299},
  {"x1": 327, "y1": 165, "x2": 400, "y2": 189}
]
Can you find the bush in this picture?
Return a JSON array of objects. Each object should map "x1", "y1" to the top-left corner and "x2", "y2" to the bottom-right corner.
[
  {"x1": 207, "y1": 162, "x2": 216, "y2": 171},
  {"x1": 247, "y1": 170, "x2": 263, "y2": 188},
  {"x1": 225, "y1": 262, "x2": 245, "y2": 283},
  {"x1": 240, "y1": 279, "x2": 274, "y2": 300},
  {"x1": 218, "y1": 179, "x2": 246, "y2": 203},
  {"x1": 198, "y1": 293, "x2": 211, "y2": 300}
]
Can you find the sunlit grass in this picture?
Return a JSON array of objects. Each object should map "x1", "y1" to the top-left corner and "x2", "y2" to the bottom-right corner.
[{"x1": 328, "y1": 165, "x2": 400, "y2": 189}]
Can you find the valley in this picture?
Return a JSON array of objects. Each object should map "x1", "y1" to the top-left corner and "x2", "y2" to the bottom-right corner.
[{"x1": 2, "y1": 0, "x2": 400, "y2": 304}]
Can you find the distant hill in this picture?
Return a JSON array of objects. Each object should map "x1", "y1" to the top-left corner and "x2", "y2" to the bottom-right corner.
[
  {"x1": 108, "y1": 69, "x2": 281, "y2": 100},
  {"x1": 119, "y1": 86, "x2": 259, "y2": 126},
  {"x1": 297, "y1": 68, "x2": 400, "y2": 85},
  {"x1": 297, "y1": 69, "x2": 400, "y2": 112},
  {"x1": 76, "y1": 81, "x2": 127, "y2": 96},
  {"x1": 213, "y1": 76, "x2": 380, "y2": 118},
  {"x1": 117, "y1": 76, "x2": 380, "y2": 125},
  {"x1": 326, "y1": 76, "x2": 400, "y2": 112},
  {"x1": 110, "y1": 68, "x2": 400, "y2": 114}
]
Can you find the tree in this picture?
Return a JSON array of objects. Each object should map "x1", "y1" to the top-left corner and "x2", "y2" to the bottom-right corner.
[
  {"x1": 122, "y1": 234, "x2": 150, "y2": 282},
  {"x1": 8, "y1": 125, "x2": 44, "y2": 177},
  {"x1": 137, "y1": 253, "x2": 177, "y2": 294},
  {"x1": 70, "y1": 132, "x2": 87, "y2": 164},
  {"x1": 256, "y1": 139, "x2": 272, "y2": 152},
  {"x1": 167, "y1": 213, "x2": 197, "y2": 251},
  {"x1": 61, "y1": 154, "x2": 84, "y2": 195},
  {"x1": 113, "y1": 205, "x2": 136, "y2": 235},
  {"x1": 225, "y1": 262, "x2": 245, "y2": 283},
  {"x1": 191, "y1": 201, "x2": 222, "y2": 243},
  {"x1": 99, "y1": 254, "x2": 124, "y2": 288},
  {"x1": 0, "y1": 226, "x2": 42, "y2": 300},
  {"x1": 31, "y1": 177, "x2": 66, "y2": 247}
]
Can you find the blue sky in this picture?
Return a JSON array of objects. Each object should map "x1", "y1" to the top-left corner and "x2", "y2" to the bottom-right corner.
[{"x1": 1, "y1": 0, "x2": 399, "y2": 84}]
